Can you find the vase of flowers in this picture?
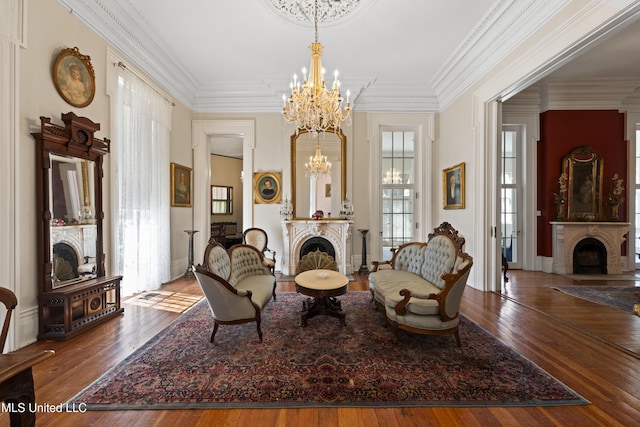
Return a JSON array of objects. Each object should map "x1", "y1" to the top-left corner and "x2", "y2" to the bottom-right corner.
[
  {"x1": 553, "y1": 173, "x2": 568, "y2": 220},
  {"x1": 608, "y1": 173, "x2": 625, "y2": 221}
]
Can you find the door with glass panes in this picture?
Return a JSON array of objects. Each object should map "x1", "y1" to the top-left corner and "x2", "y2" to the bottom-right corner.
[
  {"x1": 501, "y1": 126, "x2": 522, "y2": 270},
  {"x1": 380, "y1": 129, "x2": 416, "y2": 261}
]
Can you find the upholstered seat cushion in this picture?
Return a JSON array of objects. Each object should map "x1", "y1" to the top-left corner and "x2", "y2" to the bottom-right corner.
[
  {"x1": 384, "y1": 291, "x2": 440, "y2": 316},
  {"x1": 234, "y1": 275, "x2": 275, "y2": 309},
  {"x1": 369, "y1": 269, "x2": 441, "y2": 306},
  {"x1": 384, "y1": 304, "x2": 459, "y2": 330}
]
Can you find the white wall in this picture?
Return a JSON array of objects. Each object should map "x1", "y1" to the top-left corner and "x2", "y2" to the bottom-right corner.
[
  {"x1": 6, "y1": 0, "x2": 636, "y2": 349},
  {"x1": 12, "y1": 0, "x2": 192, "y2": 348}
]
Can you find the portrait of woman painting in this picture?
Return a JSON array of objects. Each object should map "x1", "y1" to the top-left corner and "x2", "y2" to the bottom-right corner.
[
  {"x1": 171, "y1": 163, "x2": 192, "y2": 207},
  {"x1": 52, "y1": 47, "x2": 96, "y2": 108},
  {"x1": 563, "y1": 146, "x2": 603, "y2": 221}
]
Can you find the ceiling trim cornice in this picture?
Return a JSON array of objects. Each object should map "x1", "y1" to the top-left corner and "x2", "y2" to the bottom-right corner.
[
  {"x1": 432, "y1": 0, "x2": 569, "y2": 110},
  {"x1": 57, "y1": 0, "x2": 198, "y2": 108}
]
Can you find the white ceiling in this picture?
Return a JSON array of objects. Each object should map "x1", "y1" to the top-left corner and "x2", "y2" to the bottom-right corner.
[
  {"x1": 61, "y1": 0, "x2": 574, "y2": 113},
  {"x1": 59, "y1": 0, "x2": 640, "y2": 157}
]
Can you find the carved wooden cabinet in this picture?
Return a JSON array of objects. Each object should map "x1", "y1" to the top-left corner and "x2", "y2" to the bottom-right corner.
[{"x1": 32, "y1": 113, "x2": 123, "y2": 340}]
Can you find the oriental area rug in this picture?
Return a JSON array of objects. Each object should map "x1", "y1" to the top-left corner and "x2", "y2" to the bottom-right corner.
[
  {"x1": 68, "y1": 292, "x2": 587, "y2": 409},
  {"x1": 553, "y1": 285, "x2": 640, "y2": 313}
]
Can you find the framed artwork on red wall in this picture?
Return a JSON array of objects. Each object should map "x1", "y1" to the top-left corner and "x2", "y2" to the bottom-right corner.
[{"x1": 562, "y1": 146, "x2": 603, "y2": 221}]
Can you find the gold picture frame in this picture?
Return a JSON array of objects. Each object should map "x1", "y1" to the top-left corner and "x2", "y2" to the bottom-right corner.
[
  {"x1": 562, "y1": 146, "x2": 603, "y2": 221},
  {"x1": 52, "y1": 47, "x2": 96, "y2": 108},
  {"x1": 171, "y1": 163, "x2": 192, "y2": 207},
  {"x1": 443, "y1": 162, "x2": 465, "y2": 209},
  {"x1": 254, "y1": 171, "x2": 282, "y2": 204}
]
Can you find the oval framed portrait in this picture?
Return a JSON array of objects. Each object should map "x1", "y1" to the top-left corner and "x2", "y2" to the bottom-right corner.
[
  {"x1": 52, "y1": 47, "x2": 96, "y2": 108},
  {"x1": 253, "y1": 171, "x2": 282, "y2": 204}
]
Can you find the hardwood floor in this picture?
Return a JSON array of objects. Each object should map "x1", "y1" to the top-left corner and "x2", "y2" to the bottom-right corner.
[{"x1": 4, "y1": 271, "x2": 640, "y2": 426}]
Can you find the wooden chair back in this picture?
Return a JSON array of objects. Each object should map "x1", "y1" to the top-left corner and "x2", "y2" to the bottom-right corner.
[{"x1": 0, "y1": 287, "x2": 18, "y2": 353}]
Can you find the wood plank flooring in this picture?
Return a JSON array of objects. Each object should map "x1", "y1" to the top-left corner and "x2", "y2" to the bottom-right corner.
[{"x1": 3, "y1": 271, "x2": 640, "y2": 426}]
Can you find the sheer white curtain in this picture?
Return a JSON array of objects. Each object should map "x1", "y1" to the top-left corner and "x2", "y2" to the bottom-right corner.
[{"x1": 112, "y1": 69, "x2": 172, "y2": 296}]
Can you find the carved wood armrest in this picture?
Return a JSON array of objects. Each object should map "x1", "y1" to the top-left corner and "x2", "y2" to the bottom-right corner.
[
  {"x1": 394, "y1": 288, "x2": 440, "y2": 316},
  {"x1": 371, "y1": 260, "x2": 391, "y2": 272}
]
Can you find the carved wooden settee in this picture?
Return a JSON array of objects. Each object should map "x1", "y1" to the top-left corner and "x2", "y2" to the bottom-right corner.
[
  {"x1": 368, "y1": 222, "x2": 473, "y2": 346},
  {"x1": 194, "y1": 238, "x2": 276, "y2": 343}
]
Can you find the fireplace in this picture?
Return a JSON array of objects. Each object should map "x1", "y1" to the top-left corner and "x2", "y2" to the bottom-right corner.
[
  {"x1": 282, "y1": 220, "x2": 353, "y2": 275},
  {"x1": 299, "y1": 237, "x2": 335, "y2": 259},
  {"x1": 573, "y1": 238, "x2": 607, "y2": 274},
  {"x1": 550, "y1": 221, "x2": 630, "y2": 275}
]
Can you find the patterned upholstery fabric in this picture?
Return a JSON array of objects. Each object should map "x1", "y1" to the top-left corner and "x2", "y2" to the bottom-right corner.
[
  {"x1": 207, "y1": 245, "x2": 231, "y2": 280},
  {"x1": 393, "y1": 243, "x2": 426, "y2": 274},
  {"x1": 229, "y1": 246, "x2": 271, "y2": 287},
  {"x1": 420, "y1": 235, "x2": 457, "y2": 289}
]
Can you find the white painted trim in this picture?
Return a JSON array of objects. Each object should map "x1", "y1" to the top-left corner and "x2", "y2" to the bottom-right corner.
[
  {"x1": 0, "y1": 38, "x2": 18, "y2": 351},
  {"x1": 191, "y1": 120, "x2": 255, "y2": 263}
]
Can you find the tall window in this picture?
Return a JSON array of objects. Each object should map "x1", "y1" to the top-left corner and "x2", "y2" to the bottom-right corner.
[
  {"x1": 380, "y1": 129, "x2": 415, "y2": 260},
  {"x1": 112, "y1": 70, "x2": 172, "y2": 296},
  {"x1": 501, "y1": 126, "x2": 521, "y2": 266}
]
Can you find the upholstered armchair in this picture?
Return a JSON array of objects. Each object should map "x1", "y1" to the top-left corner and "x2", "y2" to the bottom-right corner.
[
  {"x1": 243, "y1": 227, "x2": 276, "y2": 274},
  {"x1": 385, "y1": 258, "x2": 472, "y2": 346},
  {"x1": 195, "y1": 239, "x2": 276, "y2": 343}
]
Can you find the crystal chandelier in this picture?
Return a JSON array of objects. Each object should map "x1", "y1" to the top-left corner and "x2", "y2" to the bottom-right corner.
[
  {"x1": 305, "y1": 141, "x2": 332, "y2": 178},
  {"x1": 383, "y1": 168, "x2": 403, "y2": 184},
  {"x1": 282, "y1": 0, "x2": 352, "y2": 136}
]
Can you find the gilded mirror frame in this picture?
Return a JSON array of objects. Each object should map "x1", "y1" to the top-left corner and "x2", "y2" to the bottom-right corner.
[
  {"x1": 562, "y1": 145, "x2": 603, "y2": 221},
  {"x1": 291, "y1": 128, "x2": 346, "y2": 219}
]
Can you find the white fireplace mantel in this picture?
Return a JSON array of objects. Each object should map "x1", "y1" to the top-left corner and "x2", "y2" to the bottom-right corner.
[
  {"x1": 550, "y1": 221, "x2": 630, "y2": 275},
  {"x1": 281, "y1": 220, "x2": 353, "y2": 275}
]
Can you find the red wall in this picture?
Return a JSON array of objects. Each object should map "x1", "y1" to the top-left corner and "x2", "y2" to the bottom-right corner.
[{"x1": 538, "y1": 110, "x2": 626, "y2": 257}]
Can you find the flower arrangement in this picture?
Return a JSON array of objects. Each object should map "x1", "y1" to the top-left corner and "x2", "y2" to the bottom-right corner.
[
  {"x1": 609, "y1": 173, "x2": 625, "y2": 205},
  {"x1": 553, "y1": 173, "x2": 568, "y2": 204}
]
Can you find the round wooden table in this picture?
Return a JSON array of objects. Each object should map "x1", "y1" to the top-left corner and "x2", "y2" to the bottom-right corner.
[{"x1": 294, "y1": 269, "x2": 349, "y2": 326}]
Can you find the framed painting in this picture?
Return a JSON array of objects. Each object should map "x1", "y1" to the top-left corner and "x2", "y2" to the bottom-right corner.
[
  {"x1": 254, "y1": 171, "x2": 282, "y2": 204},
  {"x1": 52, "y1": 47, "x2": 96, "y2": 108},
  {"x1": 171, "y1": 163, "x2": 192, "y2": 207},
  {"x1": 563, "y1": 146, "x2": 603, "y2": 221},
  {"x1": 443, "y1": 162, "x2": 465, "y2": 209}
]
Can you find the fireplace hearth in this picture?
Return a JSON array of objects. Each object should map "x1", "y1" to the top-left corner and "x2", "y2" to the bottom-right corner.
[{"x1": 550, "y1": 221, "x2": 630, "y2": 275}]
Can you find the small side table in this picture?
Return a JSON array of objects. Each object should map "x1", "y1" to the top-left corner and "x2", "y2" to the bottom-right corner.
[
  {"x1": 184, "y1": 230, "x2": 198, "y2": 278},
  {"x1": 295, "y1": 269, "x2": 349, "y2": 327}
]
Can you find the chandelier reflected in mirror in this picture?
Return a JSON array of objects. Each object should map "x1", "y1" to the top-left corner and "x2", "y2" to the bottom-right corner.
[
  {"x1": 305, "y1": 141, "x2": 332, "y2": 178},
  {"x1": 282, "y1": 0, "x2": 352, "y2": 136}
]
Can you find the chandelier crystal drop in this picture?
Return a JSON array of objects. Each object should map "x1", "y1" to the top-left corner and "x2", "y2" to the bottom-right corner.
[
  {"x1": 305, "y1": 142, "x2": 332, "y2": 178},
  {"x1": 282, "y1": 0, "x2": 352, "y2": 136}
]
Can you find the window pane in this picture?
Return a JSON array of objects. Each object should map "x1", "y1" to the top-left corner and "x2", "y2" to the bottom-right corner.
[{"x1": 381, "y1": 129, "x2": 416, "y2": 260}]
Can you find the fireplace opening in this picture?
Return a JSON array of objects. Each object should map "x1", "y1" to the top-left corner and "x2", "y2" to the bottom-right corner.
[
  {"x1": 53, "y1": 242, "x2": 80, "y2": 282},
  {"x1": 299, "y1": 237, "x2": 335, "y2": 260},
  {"x1": 573, "y1": 238, "x2": 607, "y2": 274}
]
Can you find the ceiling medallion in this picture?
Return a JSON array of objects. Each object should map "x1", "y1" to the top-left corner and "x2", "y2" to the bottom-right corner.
[{"x1": 262, "y1": 0, "x2": 366, "y2": 26}]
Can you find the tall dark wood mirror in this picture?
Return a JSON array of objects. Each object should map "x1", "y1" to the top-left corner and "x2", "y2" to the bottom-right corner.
[
  {"x1": 33, "y1": 112, "x2": 123, "y2": 340},
  {"x1": 291, "y1": 128, "x2": 346, "y2": 219}
]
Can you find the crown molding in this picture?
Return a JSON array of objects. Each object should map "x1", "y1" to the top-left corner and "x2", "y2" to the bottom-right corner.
[
  {"x1": 57, "y1": 0, "x2": 198, "y2": 108},
  {"x1": 540, "y1": 78, "x2": 640, "y2": 111},
  {"x1": 432, "y1": 0, "x2": 568, "y2": 110}
]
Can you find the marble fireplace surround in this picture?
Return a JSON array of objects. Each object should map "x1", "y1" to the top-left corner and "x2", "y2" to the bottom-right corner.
[
  {"x1": 281, "y1": 220, "x2": 354, "y2": 276},
  {"x1": 550, "y1": 221, "x2": 631, "y2": 275}
]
